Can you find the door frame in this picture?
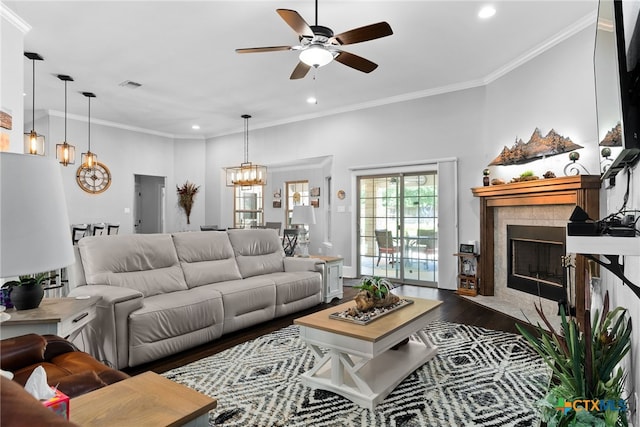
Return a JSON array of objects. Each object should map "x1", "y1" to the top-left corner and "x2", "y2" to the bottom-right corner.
[
  {"x1": 133, "y1": 174, "x2": 166, "y2": 234},
  {"x1": 348, "y1": 158, "x2": 458, "y2": 290}
]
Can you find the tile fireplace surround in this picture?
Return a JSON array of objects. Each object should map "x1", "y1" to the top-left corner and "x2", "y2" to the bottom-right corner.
[{"x1": 472, "y1": 175, "x2": 601, "y2": 324}]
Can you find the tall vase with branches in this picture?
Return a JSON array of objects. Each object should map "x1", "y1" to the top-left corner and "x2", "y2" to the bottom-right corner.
[{"x1": 176, "y1": 181, "x2": 199, "y2": 225}]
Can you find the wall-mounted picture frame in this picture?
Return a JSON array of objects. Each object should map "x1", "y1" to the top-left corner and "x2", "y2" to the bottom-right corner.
[
  {"x1": 311, "y1": 199, "x2": 319, "y2": 208},
  {"x1": 459, "y1": 243, "x2": 475, "y2": 254},
  {"x1": 273, "y1": 200, "x2": 281, "y2": 208},
  {"x1": 310, "y1": 187, "x2": 320, "y2": 197}
]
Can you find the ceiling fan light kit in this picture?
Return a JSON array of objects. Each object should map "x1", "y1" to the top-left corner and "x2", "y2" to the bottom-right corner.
[
  {"x1": 236, "y1": 1, "x2": 393, "y2": 80},
  {"x1": 299, "y1": 45, "x2": 334, "y2": 68}
]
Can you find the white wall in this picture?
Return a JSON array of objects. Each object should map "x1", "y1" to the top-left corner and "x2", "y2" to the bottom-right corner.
[
  {"x1": 173, "y1": 138, "x2": 206, "y2": 231},
  {"x1": 0, "y1": 6, "x2": 26, "y2": 152},
  {"x1": 601, "y1": 168, "x2": 640, "y2": 424},
  {"x1": 46, "y1": 115, "x2": 206, "y2": 235},
  {"x1": 483, "y1": 26, "x2": 600, "y2": 188},
  {"x1": 206, "y1": 87, "x2": 487, "y2": 274}
]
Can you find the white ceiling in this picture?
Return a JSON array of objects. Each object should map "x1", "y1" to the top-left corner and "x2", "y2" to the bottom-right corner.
[{"x1": 5, "y1": 1, "x2": 598, "y2": 139}]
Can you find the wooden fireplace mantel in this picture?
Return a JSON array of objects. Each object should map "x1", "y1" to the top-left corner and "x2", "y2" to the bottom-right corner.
[{"x1": 471, "y1": 175, "x2": 601, "y2": 322}]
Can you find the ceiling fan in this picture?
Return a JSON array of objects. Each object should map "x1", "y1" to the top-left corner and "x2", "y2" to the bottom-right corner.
[{"x1": 235, "y1": 0, "x2": 393, "y2": 80}]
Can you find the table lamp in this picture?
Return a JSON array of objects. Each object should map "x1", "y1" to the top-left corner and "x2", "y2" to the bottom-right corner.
[
  {"x1": 291, "y1": 205, "x2": 316, "y2": 257},
  {"x1": 0, "y1": 153, "x2": 75, "y2": 301}
]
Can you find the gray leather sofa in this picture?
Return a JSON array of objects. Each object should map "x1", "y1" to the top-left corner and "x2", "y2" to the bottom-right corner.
[{"x1": 68, "y1": 229, "x2": 323, "y2": 369}]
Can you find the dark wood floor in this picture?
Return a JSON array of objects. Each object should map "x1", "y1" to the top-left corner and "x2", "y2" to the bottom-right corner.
[{"x1": 124, "y1": 285, "x2": 536, "y2": 376}]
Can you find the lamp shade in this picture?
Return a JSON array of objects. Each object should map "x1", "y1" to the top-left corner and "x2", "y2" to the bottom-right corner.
[
  {"x1": 291, "y1": 205, "x2": 316, "y2": 226},
  {"x1": 0, "y1": 153, "x2": 75, "y2": 277}
]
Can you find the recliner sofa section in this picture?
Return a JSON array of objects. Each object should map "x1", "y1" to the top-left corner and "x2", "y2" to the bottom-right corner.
[{"x1": 68, "y1": 229, "x2": 323, "y2": 369}]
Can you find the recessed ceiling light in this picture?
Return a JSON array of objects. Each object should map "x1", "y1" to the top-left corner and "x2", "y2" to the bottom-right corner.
[
  {"x1": 191, "y1": 124, "x2": 200, "y2": 130},
  {"x1": 307, "y1": 97, "x2": 317, "y2": 104},
  {"x1": 478, "y1": 6, "x2": 496, "y2": 19}
]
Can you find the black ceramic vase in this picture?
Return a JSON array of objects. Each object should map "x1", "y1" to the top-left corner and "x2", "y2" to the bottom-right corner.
[{"x1": 9, "y1": 283, "x2": 44, "y2": 310}]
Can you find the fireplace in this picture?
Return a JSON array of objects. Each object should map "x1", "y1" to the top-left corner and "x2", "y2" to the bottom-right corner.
[{"x1": 507, "y1": 225, "x2": 566, "y2": 301}]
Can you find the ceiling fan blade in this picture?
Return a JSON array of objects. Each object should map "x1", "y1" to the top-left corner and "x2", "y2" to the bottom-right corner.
[
  {"x1": 277, "y1": 9, "x2": 314, "y2": 38},
  {"x1": 334, "y1": 51, "x2": 378, "y2": 73},
  {"x1": 235, "y1": 46, "x2": 293, "y2": 54},
  {"x1": 290, "y1": 62, "x2": 311, "y2": 80},
  {"x1": 332, "y1": 22, "x2": 393, "y2": 45}
]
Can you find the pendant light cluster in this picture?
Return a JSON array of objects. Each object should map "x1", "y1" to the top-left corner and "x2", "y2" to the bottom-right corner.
[
  {"x1": 55, "y1": 75, "x2": 76, "y2": 166},
  {"x1": 23, "y1": 52, "x2": 45, "y2": 156},
  {"x1": 225, "y1": 114, "x2": 267, "y2": 186},
  {"x1": 24, "y1": 54, "x2": 102, "y2": 171}
]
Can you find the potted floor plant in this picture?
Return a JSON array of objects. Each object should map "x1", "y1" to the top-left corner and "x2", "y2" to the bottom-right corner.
[{"x1": 517, "y1": 291, "x2": 631, "y2": 426}]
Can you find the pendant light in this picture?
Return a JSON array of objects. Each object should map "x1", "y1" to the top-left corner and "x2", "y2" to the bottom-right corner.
[
  {"x1": 23, "y1": 52, "x2": 45, "y2": 156},
  {"x1": 225, "y1": 114, "x2": 267, "y2": 186},
  {"x1": 55, "y1": 75, "x2": 75, "y2": 166},
  {"x1": 80, "y1": 92, "x2": 97, "y2": 168}
]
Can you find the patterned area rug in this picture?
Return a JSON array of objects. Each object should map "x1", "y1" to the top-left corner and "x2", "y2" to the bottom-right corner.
[{"x1": 163, "y1": 322, "x2": 551, "y2": 426}]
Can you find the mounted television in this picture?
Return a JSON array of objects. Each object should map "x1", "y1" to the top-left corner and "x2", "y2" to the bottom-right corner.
[{"x1": 596, "y1": 0, "x2": 640, "y2": 180}]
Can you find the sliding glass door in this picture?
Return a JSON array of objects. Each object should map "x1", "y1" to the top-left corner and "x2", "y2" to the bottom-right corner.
[{"x1": 358, "y1": 172, "x2": 438, "y2": 286}]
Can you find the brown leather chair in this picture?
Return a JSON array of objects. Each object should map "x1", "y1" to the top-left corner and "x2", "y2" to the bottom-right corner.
[{"x1": 0, "y1": 334, "x2": 129, "y2": 398}]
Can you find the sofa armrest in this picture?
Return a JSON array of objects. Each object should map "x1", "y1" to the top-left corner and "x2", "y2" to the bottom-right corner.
[
  {"x1": 0, "y1": 334, "x2": 47, "y2": 372},
  {"x1": 43, "y1": 334, "x2": 80, "y2": 360},
  {"x1": 68, "y1": 285, "x2": 144, "y2": 370},
  {"x1": 284, "y1": 257, "x2": 324, "y2": 273}
]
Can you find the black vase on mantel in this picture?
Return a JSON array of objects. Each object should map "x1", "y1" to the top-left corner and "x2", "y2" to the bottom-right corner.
[{"x1": 9, "y1": 283, "x2": 44, "y2": 310}]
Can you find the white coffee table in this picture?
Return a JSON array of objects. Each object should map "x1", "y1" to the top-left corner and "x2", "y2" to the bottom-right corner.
[{"x1": 294, "y1": 297, "x2": 442, "y2": 410}]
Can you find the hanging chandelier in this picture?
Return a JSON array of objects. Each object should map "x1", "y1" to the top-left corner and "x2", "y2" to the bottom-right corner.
[
  {"x1": 23, "y1": 52, "x2": 45, "y2": 156},
  {"x1": 225, "y1": 114, "x2": 267, "y2": 186},
  {"x1": 55, "y1": 74, "x2": 75, "y2": 166},
  {"x1": 80, "y1": 92, "x2": 97, "y2": 168}
]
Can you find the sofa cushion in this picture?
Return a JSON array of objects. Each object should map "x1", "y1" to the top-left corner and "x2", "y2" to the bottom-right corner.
[
  {"x1": 172, "y1": 231, "x2": 242, "y2": 288},
  {"x1": 208, "y1": 276, "x2": 276, "y2": 333},
  {"x1": 227, "y1": 229, "x2": 285, "y2": 278},
  {"x1": 78, "y1": 234, "x2": 188, "y2": 297},
  {"x1": 128, "y1": 288, "x2": 224, "y2": 346},
  {"x1": 264, "y1": 271, "x2": 323, "y2": 317}
]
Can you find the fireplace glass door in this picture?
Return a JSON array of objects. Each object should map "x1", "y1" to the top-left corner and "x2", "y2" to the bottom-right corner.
[{"x1": 357, "y1": 172, "x2": 438, "y2": 286}]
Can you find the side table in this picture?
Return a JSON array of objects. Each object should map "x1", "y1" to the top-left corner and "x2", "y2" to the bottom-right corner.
[
  {"x1": 0, "y1": 296, "x2": 98, "y2": 342},
  {"x1": 310, "y1": 255, "x2": 344, "y2": 302}
]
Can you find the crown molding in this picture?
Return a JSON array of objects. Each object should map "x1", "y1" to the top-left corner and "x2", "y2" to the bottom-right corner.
[
  {"x1": 47, "y1": 110, "x2": 205, "y2": 141},
  {"x1": 1, "y1": 3, "x2": 31, "y2": 33}
]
